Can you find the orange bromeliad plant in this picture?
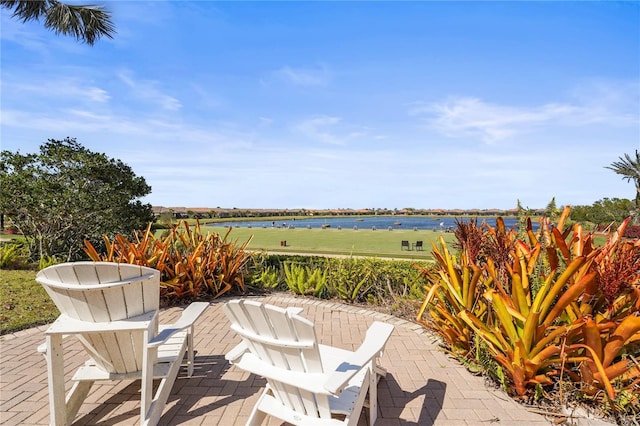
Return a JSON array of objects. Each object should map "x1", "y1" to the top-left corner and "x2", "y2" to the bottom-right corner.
[
  {"x1": 84, "y1": 220, "x2": 253, "y2": 300},
  {"x1": 417, "y1": 207, "x2": 640, "y2": 407},
  {"x1": 416, "y1": 237, "x2": 486, "y2": 356}
]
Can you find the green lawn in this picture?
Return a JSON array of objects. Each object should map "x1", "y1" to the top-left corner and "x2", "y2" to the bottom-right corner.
[
  {"x1": 219, "y1": 226, "x2": 456, "y2": 260},
  {"x1": 0, "y1": 269, "x2": 59, "y2": 334}
]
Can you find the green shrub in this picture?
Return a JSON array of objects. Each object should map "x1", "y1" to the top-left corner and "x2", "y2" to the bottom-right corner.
[
  {"x1": 326, "y1": 258, "x2": 427, "y2": 303},
  {"x1": 0, "y1": 241, "x2": 31, "y2": 269},
  {"x1": 328, "y1": 257, "x2": 374, "y2": 302},
  {"x1": 38, "y1": 255, "x2": 58, "y2": 270},
  {"x1": 247, "y1": 254, "x2": 430, "y2": 305},
  {"x1": 283, "y1": 262, "x2": 327, "y2": 297},
  {"x1": 251, "y1": 266, "x2": 282, "y2": 289}
]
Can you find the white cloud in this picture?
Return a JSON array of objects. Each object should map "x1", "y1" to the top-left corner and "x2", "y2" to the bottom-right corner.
[
  {"x1": 117, "y1": 70, "x2": 182, "y2": 111},
  {"x1": 411, "y1": 97, "x2": 570, "y2": 143},
  {"x1": 0, "y1": 15, "x2": 48, "y2": 53},
  {"x1": 4, "y1": 78, "x2": 110, "y2": 104},
  {"x1": 568, "y1": 80, "x2": 640, "y2": 125},
  {"x1": 293, "y1": 115, "x2": 366, "y2": 145},
  {"x1": 412, "y1": 82, "x2": 640, "y2": 144},
  {"x1": 190, "y1": 84, "x2": 225, "y2": 109},
  {"x1": 275, "y1": 65, "x2": 331, "y2": 86},
  {"x1": 259, "y1": 117, "x2": 274, "y2": 127},
  {"x1": 85, "y1": 87, "x2": 110, "y2": 103},
  {"x1": 1, "y1": 106, "x2": 254, "y2": 150}
]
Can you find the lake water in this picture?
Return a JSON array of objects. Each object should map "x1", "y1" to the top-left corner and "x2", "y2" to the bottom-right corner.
[{"x1": 208, "y1": 215, "x2": 528, "y2": 231}]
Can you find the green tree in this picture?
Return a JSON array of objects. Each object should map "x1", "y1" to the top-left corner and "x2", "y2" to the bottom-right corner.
[
  {"x1": 0, "y1": 138, "x2": 154, "y2": 262},
  {"x1": 516, "y1": 199, "x2": 527, "y2": 239},
  {"x1": 544, "y1": 196, "x2": 560, "y2": 221},
  {"x1": 0, "y1": 0, "x2": 114, "y2": 45},
  {"x1": 606, "y1": 150, "x2": 640, "y2": 221},
  {"x1": 570, "y1": 198, "x2": 633, "y2": 227}
]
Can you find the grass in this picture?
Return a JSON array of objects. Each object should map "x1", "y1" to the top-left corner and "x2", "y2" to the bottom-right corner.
[
  {"x1": 0, "y1": 269, "x2": 59, "y2": 334},
  {"x1": 219, "y1": 226, "x2": 456, "y2": 260}
]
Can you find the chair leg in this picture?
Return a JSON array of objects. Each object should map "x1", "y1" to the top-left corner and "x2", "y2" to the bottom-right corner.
[
  {"x1": 374, "y1": 362, "x2": 387, "y2": 382},
  {"x1": 247, "y1": 388, "x2": 270, "y2": 426},
  {"x1": 368, "y1": 364, "x2": 378, "y2": 425},
  {"x1": 141, "y1": 329, "x2": 157, "y2": 425},
  {"x1": 66, "y1": 381, "x2": 94, "y2": 423},
  {"x1": 142, "y1": 332, "x2": 190, "y2": 426},
  {"x1": 346, "y1": 368, "x2": 372, "y2": 426},
  {"x1": 45, "y1": 334, "x2": 66, "y2": 426},
  {"x1": 187, "y1": 325, "x2": 195, "y2": 377}
]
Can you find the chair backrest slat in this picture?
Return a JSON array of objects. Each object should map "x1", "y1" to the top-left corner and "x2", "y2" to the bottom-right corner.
[
  {"x1": 266, "y1": 308, "x2": 307, "y2": 372},
  {"x1": 81, "y1": 288, "x2": 111, "y2": 322},
  {"x1": 54, "y1": 265, "x2": 81, "y2": 285},
  {"x1": 95, "y1": 262, "x2": 128, "y2": 282},
  {"x1": 70, "y1": 289, "x2": 93, "y2": 321},
  {"x1": 122, "y1": 279, "x2": 144, "y2": 318},
  {"x1": 100, "y1": 333, "x2": 128, "y2": 372},
  {"x1": 241, "y1": 302, "x2": 287, "y2": 368},
  {"x1": 46, "y1": 287, "x2": 81, "y2": 319},
  {"x1": 101, "y1": 284, "x2": 127, "y2": 321},
  {"x1": 72, "y1": 263, "x2": 101, "y2": 284}
]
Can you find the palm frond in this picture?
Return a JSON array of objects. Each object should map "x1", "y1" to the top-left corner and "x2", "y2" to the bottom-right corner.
[
  {"x1": 45, "y1": 2, "x2": 114, "y2": 45},
  {"x1": 0, "y1": 0, "x2": 114, "y2": 45},
  {"x1": 606, "y1": 150, "x2": 640, "y2": 183},
  {"x1": 0, "y1": 0, "x2": 48, "y2": 22}
]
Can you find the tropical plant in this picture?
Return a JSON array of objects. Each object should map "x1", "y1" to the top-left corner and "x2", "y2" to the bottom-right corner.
[
  {"x1": 0, "y1": 241, "x2": 30, "y2": 269},
  {"x1": 623, "y1": 225, "x2": 640, "y2": 239},
  {"x1": 606, "y1": 150, "x2": 640, "y2": 221},
  {"x1": 0, "y1": 0, "x2": 115, "y2": 45},
  {"x1": 1, "y1": 138, "x2": 154, "y2": 262},
  {"x1": 329, "y1": 257, "x2": 375, "y2": 302},
  {"x1": 416, "y1": 208, "x2": 640, "y2": 411},
  {"x1": 251, "y1": 266, "x2": 282, "y2": 289},
  {"x1": 283, "y1": 262, "x2": 327, "y2": 298},
  {"x1": 417, "y1": 234, "x2": 487, "y2": 356},
  {"x1": 84, "y1": 220, "x2": 253, "y2": 301},
  {"x1": 246, "y1": 254, "x2": 426, "y2": 305}
]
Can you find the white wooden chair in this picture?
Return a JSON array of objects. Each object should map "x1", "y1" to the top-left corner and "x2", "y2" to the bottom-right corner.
[
  {"x1": 36, "y1": 261, "x2": 209, "y2": 426},
  {"x1": 223, "y1": 299, "x2": 394, "y2": 425}
]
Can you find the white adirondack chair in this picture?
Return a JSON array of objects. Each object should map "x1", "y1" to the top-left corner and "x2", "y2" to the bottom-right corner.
[
  {"x1": 223, "y1": 299, "x2": 394, "y2": 426},
  {"x1": 36, "y1": 261, "x2": 209, "y2": 426}
]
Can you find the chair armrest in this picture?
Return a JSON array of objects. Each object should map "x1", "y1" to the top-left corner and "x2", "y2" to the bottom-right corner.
[
  {"x1": 324, "y1": 321, "x2": 394, "y2": 394},
  {"x1": 286, "y1": 307, "x2": 304, "y2": 316},
  {"x1": 225, "y1": 341, "x2": 249, "y2": 363},
  {"x1": 148, "y1": 302, "x2": 209, "y2": 348}
]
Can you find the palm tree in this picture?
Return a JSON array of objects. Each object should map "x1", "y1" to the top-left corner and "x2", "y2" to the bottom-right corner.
[
  {"x1": 606, "y1": 150, "x2": 640, "y2": 221},
  {"x1": 1, "y1": 0, "x2": 114, "y2": 45}
]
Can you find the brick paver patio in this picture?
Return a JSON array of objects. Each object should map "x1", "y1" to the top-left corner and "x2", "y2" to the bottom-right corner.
[{"x1": 1, "y1": 295, "x2": 611, "y2": 425}]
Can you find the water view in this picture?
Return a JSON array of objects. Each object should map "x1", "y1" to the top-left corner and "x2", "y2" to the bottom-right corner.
[{"x1": 209, "y1": 215, "x2": 529, "y2": 231}]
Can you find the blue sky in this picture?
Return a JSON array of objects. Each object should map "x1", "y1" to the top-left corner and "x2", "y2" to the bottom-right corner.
[{"x1": 1, "y1": 1, "x2": 639, "y2": 210}]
